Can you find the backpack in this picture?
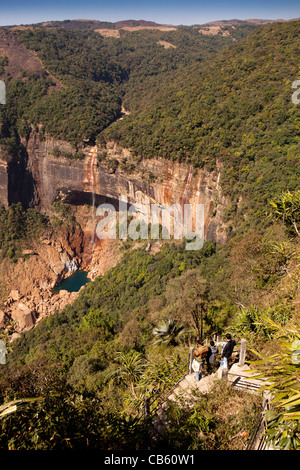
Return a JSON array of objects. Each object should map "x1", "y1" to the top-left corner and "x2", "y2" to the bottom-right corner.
[{"x1": 194, "y1": 345, "x2": 209, "y2": 360}]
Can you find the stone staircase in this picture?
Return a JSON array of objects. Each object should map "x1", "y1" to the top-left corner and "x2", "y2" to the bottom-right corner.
[
  {"x1": 148, "y1": 361, "x2": 269, "y2": 448},
  {"x1": 227, "y1": 363, "x2": 266, "y2": 393},
  {"x1": 167, "y1": 363, "x2": 265, "y2": 403},
  {"x1": 167, "y1": 372, "x2": 217, "y2": 401}
]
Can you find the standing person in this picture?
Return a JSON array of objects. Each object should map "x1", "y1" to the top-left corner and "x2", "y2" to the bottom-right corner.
[
  {"x1": 207, "y1": 340, "x2": 218, "y2": 372},
  {"x1": 221, "y1": 334, "x2": 236, "y2": 369},
  {"x1": 192, "y1": 339, "x2": 209, "y2": 380}
]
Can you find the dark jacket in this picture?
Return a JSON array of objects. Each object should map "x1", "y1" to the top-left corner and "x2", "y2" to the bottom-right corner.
[
  {"x1": 207, "y1": 345, "x2": 218, "y2": 364},
  {"x1": 221, "y1": 339, "x2": 236, "y2": 359}
]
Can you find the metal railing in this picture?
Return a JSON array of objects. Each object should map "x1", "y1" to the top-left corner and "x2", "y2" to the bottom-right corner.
[
  {"x1": 132, "y1": 339, "x2": 272, "y2": 452},
  {"x1": 134, "y1": 339, "x2": 248, "y2": 423},
  {"x1": 146, "y1": 353, "x2": 190, "y2": 416},
  {"x1": 229, "y1": 373, "x2": 265, "y2": 393},
  {"x1": 246, "y1": 397, "x2": 271, "y2": 450}
]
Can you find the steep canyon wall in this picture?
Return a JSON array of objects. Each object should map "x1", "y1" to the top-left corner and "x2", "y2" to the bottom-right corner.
[
  {"x1": 0, "y1": 131, "x2": 228, "y2": 244},
  {"x1": 0, "y1": 131, "x2": 229, "y2": 335}
]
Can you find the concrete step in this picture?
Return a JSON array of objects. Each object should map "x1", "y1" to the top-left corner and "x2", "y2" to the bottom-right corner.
[
  {"x1": 227, "y1": 363, "x2": 266, "y2": 394},
  {"x1": 168, "y1": 372, "x2": 216, "y2": 402}
]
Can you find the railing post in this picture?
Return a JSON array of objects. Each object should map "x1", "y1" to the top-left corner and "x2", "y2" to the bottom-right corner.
[
  {"x1": 189, "y1": 347, "x2": 194, "y2": 374},
  {"x1": 238, "y1": 338, "x2": 247, "y2": 367}
]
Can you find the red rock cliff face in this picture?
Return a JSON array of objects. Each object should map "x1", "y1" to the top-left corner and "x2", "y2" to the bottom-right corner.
[
  {"x1": 17, "y1": 132, "x2": 228, "y2": 244},
  {"x1": 0, "y1": 131, "x2": 229, "y2": 336}
]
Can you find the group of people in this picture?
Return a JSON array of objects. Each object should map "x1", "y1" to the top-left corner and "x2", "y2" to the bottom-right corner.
[{"x1": 192, "y1": 334, "x2": 236, "y2": 381}]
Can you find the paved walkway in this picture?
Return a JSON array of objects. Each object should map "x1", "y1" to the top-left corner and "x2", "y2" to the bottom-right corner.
[
  {"x1": 167, "y1": 363, "x2": 265, "y2": 402},
  {"x1": 152, "y1": 362, "x2": 270, "y2": 449}
]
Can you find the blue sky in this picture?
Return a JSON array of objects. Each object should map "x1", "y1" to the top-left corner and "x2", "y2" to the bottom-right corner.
[{"x1": 0, "y1": 0, "x2": 299, "y2": 26}]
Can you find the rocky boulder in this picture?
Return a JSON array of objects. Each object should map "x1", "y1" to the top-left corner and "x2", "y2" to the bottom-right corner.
[
  {"x1": 10, "y1": 302, "x2": 37, "y2": 333},
  {"x1": 0, "y1": 310, "x2": 6, "y2": 329}
]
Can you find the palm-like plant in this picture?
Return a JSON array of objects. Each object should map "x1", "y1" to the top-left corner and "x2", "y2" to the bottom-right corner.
[
  {"x1": 269, "y1": 190, "x2": 300, "y2": 237},
  {"x1": 250, "y1": 318, "x2": 300, "y2": 449},
  {"x1": 0, "y1": 397, "x2": 44, "y2": 419},
  {"x1": 153, "y1": 319, "x2": 184, "y2": 347},
  {"x1": 107, "y1": 350, "x2": 145, "y2": 398}
]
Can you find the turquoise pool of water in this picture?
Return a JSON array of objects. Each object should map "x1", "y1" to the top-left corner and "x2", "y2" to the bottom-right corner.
[{"x1": 53, "y1": 270, "x2": 90, "y2": 293}]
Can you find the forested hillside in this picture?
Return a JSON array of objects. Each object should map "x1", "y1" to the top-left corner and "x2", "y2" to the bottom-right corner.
[
  {"x1": 1, "y1": 21, "x2": 298, "y2": 232},
  {"x1": 1, "y1": 23, "x2": 255, "y2": 145},
  {"x1": 104, "y1": 21, "x2": 300, "y2": 232},
  {"x1": 1, "y1": 203, "x2": 300, "y2": 449}
]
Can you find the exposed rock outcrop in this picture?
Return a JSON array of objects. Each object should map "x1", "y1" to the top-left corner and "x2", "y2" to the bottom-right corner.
[
  {"x1": 1, "y1": 129, "x2": 228, "y2": 243},
  {"x1": 3, "y1": 287, "x2": 79, "y2": 336},
  {"x1": 0, "y1": 128, "x2": 229, "y2": 337},
  {"x1": 0, "y1": 221, "x2": 85, "y2": 336},
  {"x1": 0, "y1": 29, "x2": 62, "y2": 86}
]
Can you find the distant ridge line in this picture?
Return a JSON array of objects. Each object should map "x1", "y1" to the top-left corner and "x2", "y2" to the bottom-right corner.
[
  {"x1": 1, "y1": 16, "x2": 300, "y2": 30},
  {"x1": 202, "y1": 17, "x2": 300, "y2": 26}
]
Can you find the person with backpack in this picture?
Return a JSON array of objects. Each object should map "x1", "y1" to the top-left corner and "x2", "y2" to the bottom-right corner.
[
  {"x1": 192, "y1": 339, "x2": 209, "y2": 380},
  {"x1": 206, "y1": 340, "x2": 218, "y2": 372},
  {"x1": 221, "y1": 333, "x2": 236, "y2": 369}
]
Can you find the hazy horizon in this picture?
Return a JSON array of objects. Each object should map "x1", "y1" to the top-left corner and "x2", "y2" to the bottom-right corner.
[{"x1": 0, "y1": 0, "x2": 299, "y2": 27}]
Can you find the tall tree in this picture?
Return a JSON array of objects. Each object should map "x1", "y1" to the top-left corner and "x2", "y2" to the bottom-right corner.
[{"x1": 163, "y1": 269, "x2": 209, "y2": 340}]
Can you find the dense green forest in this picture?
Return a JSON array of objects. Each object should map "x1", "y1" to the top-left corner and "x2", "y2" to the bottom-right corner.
[
  {"x1": 1, "y1": 202, "x2": 300, "y2": 449},
  {"x1": 103, "y1": 21, "x2": 300, "y2": 232},
  {"x1": 1, "y1": 21, "x2": 298, "y2": 232},
  {"x1": 0, "y1": 203, "x2": 49, "y2": 259},
  {"x1": 0, "y1": 23, "x2": 255, "y2": 147},
  {"x1": 0, "y1": 19, "x2": 300, "y2": 450}
]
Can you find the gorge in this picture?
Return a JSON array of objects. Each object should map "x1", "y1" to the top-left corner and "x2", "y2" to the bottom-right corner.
[
  {"x1": 0, "y1": 127, "x2": 228, "y2": 335},
  {"x1": 1, "y1": 130, "x2": 227, "y2": 240},
  {"x1": 0, "y1": 16, "x2": 299, "y2": 451}
]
